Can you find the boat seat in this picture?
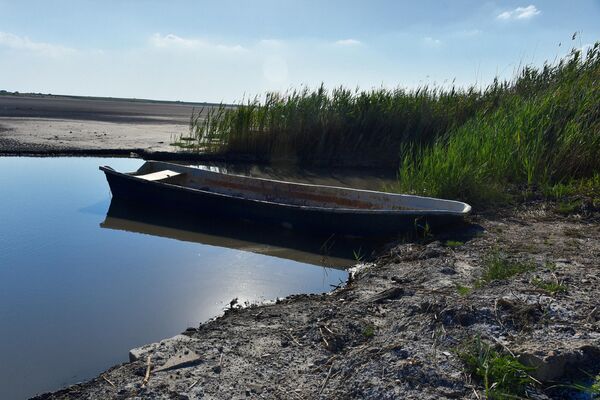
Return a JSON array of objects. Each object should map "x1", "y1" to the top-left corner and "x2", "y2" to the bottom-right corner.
[{"x1": 135, "y1": 170, "x2": 182, "y2": 181}]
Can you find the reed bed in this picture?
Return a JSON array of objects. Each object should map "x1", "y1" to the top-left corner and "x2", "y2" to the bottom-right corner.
[
  {"x1": 180, "y1": 85, "x2": 493, "y2": 165},
  {"x1": 179, "y1": 43, "x2": 600, "y2": 205},
  {"x1": 393, "y1": 45, "x2": 600, "y2": 205}
]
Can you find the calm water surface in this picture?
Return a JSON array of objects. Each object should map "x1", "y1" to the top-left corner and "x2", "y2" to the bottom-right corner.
[{"x1": 0, "y1": 157, "x2": 350, "y2": 399}]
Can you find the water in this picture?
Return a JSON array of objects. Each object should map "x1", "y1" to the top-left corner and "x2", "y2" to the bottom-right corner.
[{"x1": 0, "y1": 157, "x2": 351, "y2": 399}]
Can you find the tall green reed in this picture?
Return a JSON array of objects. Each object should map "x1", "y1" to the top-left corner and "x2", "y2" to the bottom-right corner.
[
  {"x1": 179, "y1": 43, "x2": 600, "y2": 205},
  {"x1": 394, "y1": 44, "x2": 600, "y2": 205}
]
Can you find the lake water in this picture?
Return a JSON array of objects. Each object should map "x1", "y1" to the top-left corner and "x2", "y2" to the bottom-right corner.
[{"x1": 0, "y1": 157, "x2": 354, "y2": 399}]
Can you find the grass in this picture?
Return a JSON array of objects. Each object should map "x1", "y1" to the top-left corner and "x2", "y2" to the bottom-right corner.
[
  {"x1": 549, "y1": 371, "x2": 600, "y2": 397},
  {"x1": 572, "y1": 372, "x2": 600, "y2": 396},
  {"x1": 458, "y1": 337, "x2": 536, "y2": 399},
  {"x1": 352, "y1": 248, "x2": 364, "y2": 262},
  {"x1": 392, "y1": 45, "x2": 600, "y2": 206},
  {"x1": 459, "y1": 252, "x2": 535, "y2": 293},
  {"x1": 555, "y1": 200, "x2": 582, "y2": 215},
  {"x1": 544, "y1": 174, "x2": 600, "y2": 207},
  {"x1": 362, "y1": 325, "x2": 375, "y2": 338},
  {"x1": 178, "y1": 42, "x2": 600, "y2": 207},
  {"x1": 180, "y1": 84, "x2": 490, "y2": 165},
  {"x1": 445, "y1": 240, "x2": 464, "y2": 248},
  {"x1": 456, "y1": 284, "x2": 472, "y2": 296},
  {"x1": 476, "y1": 252, "x2": 535, "y2": 287},
  {"x1": 531, "y1": 277, "x2": 567, "y2": 294}
]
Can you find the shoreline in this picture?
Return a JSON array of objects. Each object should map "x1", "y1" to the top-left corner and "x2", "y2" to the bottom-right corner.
[{"x1": 33, "y1": 207, "x2": 600, "y2": 399}]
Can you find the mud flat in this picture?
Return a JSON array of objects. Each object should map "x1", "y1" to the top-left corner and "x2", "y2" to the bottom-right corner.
[
  {"x1": 33, "y1": 204, "x2": 600, "y2": 399},
  {"x1": 0, "y1": 94, "x2": 220, "y2": 157}
]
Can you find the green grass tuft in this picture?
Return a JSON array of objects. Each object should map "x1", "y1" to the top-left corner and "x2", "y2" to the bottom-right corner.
[
  {"x1": 476, "y1": 252, "x2": 535, "y2": 287},
  {"x1": 458, "y1": 337, "x2": 536, "y2": 399},
  {"x1": 531, "y1": 277, "x2": 567, "y2": 294},
  {"x1": 555, "y1": 200, "x2": 582, "y2": 215},
  {"x1": 445, "y1": 240, "x2": 464, "y2": 248},
  {"x1": 456, "y1": 284, "x2": 472, "y2": 296},
  {"x1": 362, "y1": 325, "x2": 375, "y2": 338}
]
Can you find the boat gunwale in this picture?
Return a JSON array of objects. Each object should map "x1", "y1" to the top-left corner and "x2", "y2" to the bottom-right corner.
[{"x1": 100, "y1": 165, "x2": 472, "y2": 216}]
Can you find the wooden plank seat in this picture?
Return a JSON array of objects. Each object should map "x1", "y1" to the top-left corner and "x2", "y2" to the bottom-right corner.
[{"x1": 135, "y1": 170, "x2": 182, "y2": 181}]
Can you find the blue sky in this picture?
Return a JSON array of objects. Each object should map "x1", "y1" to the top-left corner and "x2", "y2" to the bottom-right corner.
[{"x1": 0, "y1": 1, "x2": 598, "y2": 102}]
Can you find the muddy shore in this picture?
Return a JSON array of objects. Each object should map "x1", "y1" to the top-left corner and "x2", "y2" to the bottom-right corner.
[
  {"x1": 33, "y1": 206, "x2": 600, "y2": 399},
  {"x1": 2, "y1": 95, "x2": 599, "y2": 399},
  {"x1": 0, "y1": 94, "x2": 221, "y2": 158}
]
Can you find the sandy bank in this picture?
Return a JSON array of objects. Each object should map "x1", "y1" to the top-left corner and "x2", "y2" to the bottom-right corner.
[{"x1": 0, "y1": 94, "x2": 216, "y2": 157}]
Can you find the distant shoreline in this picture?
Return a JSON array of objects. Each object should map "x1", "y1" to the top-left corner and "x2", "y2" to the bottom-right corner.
[
  {"x1": 0, "y1": 90, "x2": 229, "y2": 107},
  {"x1": 0, "y1": 94, "x2": 231, "y2": 160}
]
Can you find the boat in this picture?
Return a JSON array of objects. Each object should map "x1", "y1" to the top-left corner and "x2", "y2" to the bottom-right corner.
[{"x1": 100, "y1": 161, "x2": 471, "y2": 236}]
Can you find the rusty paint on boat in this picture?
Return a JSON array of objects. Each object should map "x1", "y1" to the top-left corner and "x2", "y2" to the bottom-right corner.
[{"x1": 100, "y1": 161, "x2": 471, "y2": 236}]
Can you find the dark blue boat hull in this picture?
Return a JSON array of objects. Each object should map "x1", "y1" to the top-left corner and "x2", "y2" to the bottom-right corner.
[{"x1": 102, "y1": 168, "x2": 462, "y2": 236}]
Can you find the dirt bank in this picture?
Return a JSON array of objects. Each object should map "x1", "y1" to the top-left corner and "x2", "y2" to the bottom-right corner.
[{"x1": 33, "y1": 204, "x2": 600, "y2": 399}]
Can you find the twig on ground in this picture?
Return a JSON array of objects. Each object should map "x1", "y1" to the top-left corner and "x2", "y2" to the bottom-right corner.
[
  {"x1": 286, "y1": 331, "x2": 302, "y2": 347},
  {"x1": 142, "y1": 355, "x2": 152, "y2": 387},
  {"x1": 470, "y1": 385, "x2": 481, "y2": 399},
  {"x1": 319, "y1": 364, "x2": 334, "y2": 394},
  {"x1": 489, "y1": 335, "x2": 515, "y2": 357},
  {"x1": 101, "y1": 374, "x2": 116, "y2": 388},
  {"x1": 323, "y1": 325, "x2": 335, "y2": 335},
  {"x1": 319, "y1": 327, "x2": 330, "y2": 349},
  {"x1": 311, "y1": 355, "x2": 337, "y2": 373}
]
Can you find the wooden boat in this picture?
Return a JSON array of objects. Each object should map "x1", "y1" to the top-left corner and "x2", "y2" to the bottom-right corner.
[{"x1": 100, "y1": 161, "x2": 471, "y2": 236}]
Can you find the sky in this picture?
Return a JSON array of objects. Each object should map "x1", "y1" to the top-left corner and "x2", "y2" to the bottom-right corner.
[{"x1": 0, "y1": 0, "x2": 598, "y2": 103}]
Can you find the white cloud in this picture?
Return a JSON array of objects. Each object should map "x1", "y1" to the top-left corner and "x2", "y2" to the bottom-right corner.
[
  {"x1": 423, "y1": 36, "x2": 442, "y2": 47},
  {"x1": 334, "y1": 39, "x2": 362, "y2": 46},
  {"x1": 150, "y1": 33, "x2": 246, "y2": 53},
  {"x1": 497, "y1": 5, "x2": 540, "y2": 20},
  {"x1": 150, "y1": 33, "x2": 199, "y2": 48},
  {"x1": 0, "y1": 31, "x2": 74, "y2": 57}
]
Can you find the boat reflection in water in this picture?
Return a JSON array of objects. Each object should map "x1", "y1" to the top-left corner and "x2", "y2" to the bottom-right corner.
[{"x1": 101, "y1": 198, "x2": 390, "y2": 269}]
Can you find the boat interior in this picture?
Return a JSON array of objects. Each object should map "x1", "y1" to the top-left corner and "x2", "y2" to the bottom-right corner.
[{"x1": 127, "y1": 161, "x2": 470, "y2": 213}]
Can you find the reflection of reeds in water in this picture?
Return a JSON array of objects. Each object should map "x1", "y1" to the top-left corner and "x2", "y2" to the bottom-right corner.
[{"x1": 176, "y1": 44, "x2": 600, "y2": 206}]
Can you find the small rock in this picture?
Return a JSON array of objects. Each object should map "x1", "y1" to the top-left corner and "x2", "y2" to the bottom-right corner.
[
  {"x1": 517, "y1": 344, "x2": 600, "y2": 381},
  {"x1": 129, "y1": 334, "x2": 198, "y2": 362},
  {"x1": 370, "y1": 287, "x2": 406, "y2": 303},
  {"x1": 440, "y1": 266, "x2": 456, "y2": 275},
  {"x1": 248, "y1": 384, "x2": 263, "y2": 394},
  {"x1": 154, "y1": 349, "x2": 202, "y2": 372},
  {"x1": 391, "y1": 276, "x2": 410, "y2": 284}
]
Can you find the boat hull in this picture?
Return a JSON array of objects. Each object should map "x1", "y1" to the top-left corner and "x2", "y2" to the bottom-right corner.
[{"x1": 102, "y1": 167, "x2": 464, "y2": 236}]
